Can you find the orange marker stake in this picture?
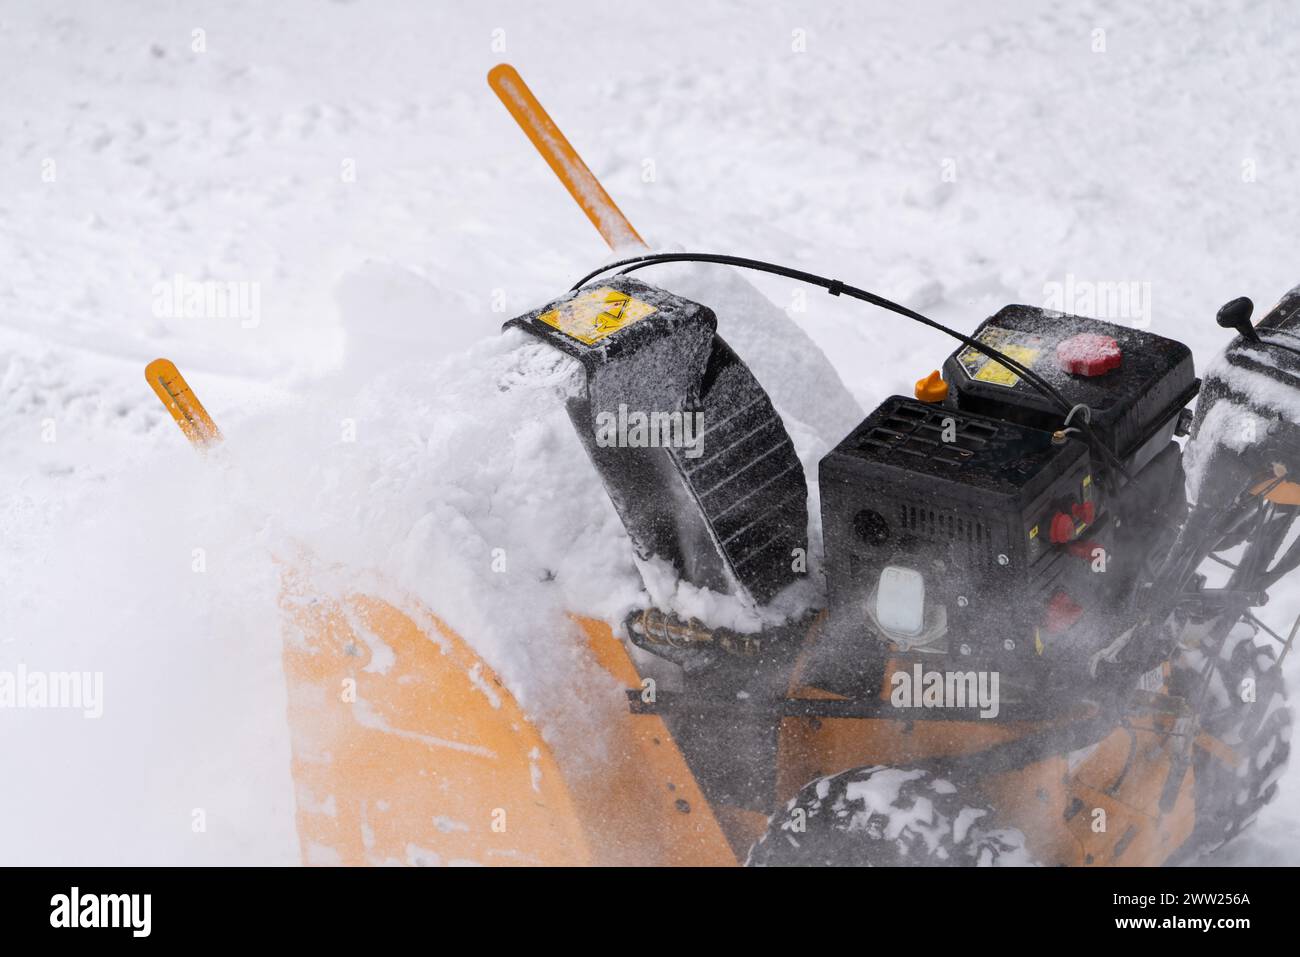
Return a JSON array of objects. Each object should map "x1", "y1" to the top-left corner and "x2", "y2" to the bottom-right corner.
[
  {"x1": 144, "y1": 358, "x2": 222, "y2": 449},
  {"x1": 488, "y1": 63, "x2": 646, "y2": 251}
]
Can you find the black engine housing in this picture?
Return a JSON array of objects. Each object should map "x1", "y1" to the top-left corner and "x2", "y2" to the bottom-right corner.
[{"x1": 814, "y1": 308, "x2": 1197, "y2": 694}]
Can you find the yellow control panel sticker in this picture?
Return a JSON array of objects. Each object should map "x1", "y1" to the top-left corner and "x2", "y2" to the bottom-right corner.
[
  {"x1": 972, "y1": 343, "x2": 1040, "y2": 386},
  {"x1": 538, "y1": 287, "x2": 657, "y2": 345},
  {"x1": 958, "y1": 326, "x2": 1043, "y2": 389}
]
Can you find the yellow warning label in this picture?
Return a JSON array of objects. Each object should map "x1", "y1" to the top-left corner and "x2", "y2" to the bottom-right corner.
[
  {"x1": 958, "y1": 326, "x2": 1044, "y2": 389},
  {"x1": 972, "y1": 343, "x2": 1041, "y2": 387},
  {"x1": 538, "y1": 287, "x2": 657, "y2": 345}
]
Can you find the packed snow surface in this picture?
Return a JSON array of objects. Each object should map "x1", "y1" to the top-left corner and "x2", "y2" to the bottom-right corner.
[{"x1": 3, "y1": 0, "x2": 1300, "y2": 864}]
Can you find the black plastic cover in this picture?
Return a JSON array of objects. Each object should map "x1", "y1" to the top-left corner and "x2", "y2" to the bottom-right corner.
[
  {"x1": 941, "y1": 306, "x2": 1199, "y2": 473},
  {"x1": 505, "y1": 276, "x2": 808, "y2": 605}
]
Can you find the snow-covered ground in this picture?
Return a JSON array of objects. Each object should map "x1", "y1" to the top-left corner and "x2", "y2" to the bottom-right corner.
[{"x1": 2, "y1": 0, "x2": 1299, "y2": 864}]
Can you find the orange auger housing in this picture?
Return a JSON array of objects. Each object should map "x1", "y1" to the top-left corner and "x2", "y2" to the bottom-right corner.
[{"x1": 145, "y1": 359, "x2": 738, "y2": 866}]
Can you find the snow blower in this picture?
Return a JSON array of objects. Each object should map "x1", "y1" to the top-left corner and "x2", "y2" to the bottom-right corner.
[{"x1": 143, "y1": 64, "x2": 1294, "y2": 866}]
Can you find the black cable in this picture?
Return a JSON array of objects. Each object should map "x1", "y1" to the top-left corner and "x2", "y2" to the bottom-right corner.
[{"x1": 573, "y1": 252, "x2": 1135, "y2": 483}]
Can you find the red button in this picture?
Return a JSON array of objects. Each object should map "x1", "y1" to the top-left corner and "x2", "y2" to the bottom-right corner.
[
  {"x1": 1049, "y1": 512, "x2": 1075, "y2": 544},
  {"x1": 1057, "y1": 333, "x2": 1121, "y2": 376},
  {"x1": 1071, "y1": 501, "x2": 1095, "y2": 525}
]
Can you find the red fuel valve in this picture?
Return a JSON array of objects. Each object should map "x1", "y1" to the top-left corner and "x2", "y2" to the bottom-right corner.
[
  {"x1": 1057, "y1": 333, "x2": 1121, "y2": 376},
  {"x1": 1049, "y1": 511, "x2": 1076, "y2": 544}
]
